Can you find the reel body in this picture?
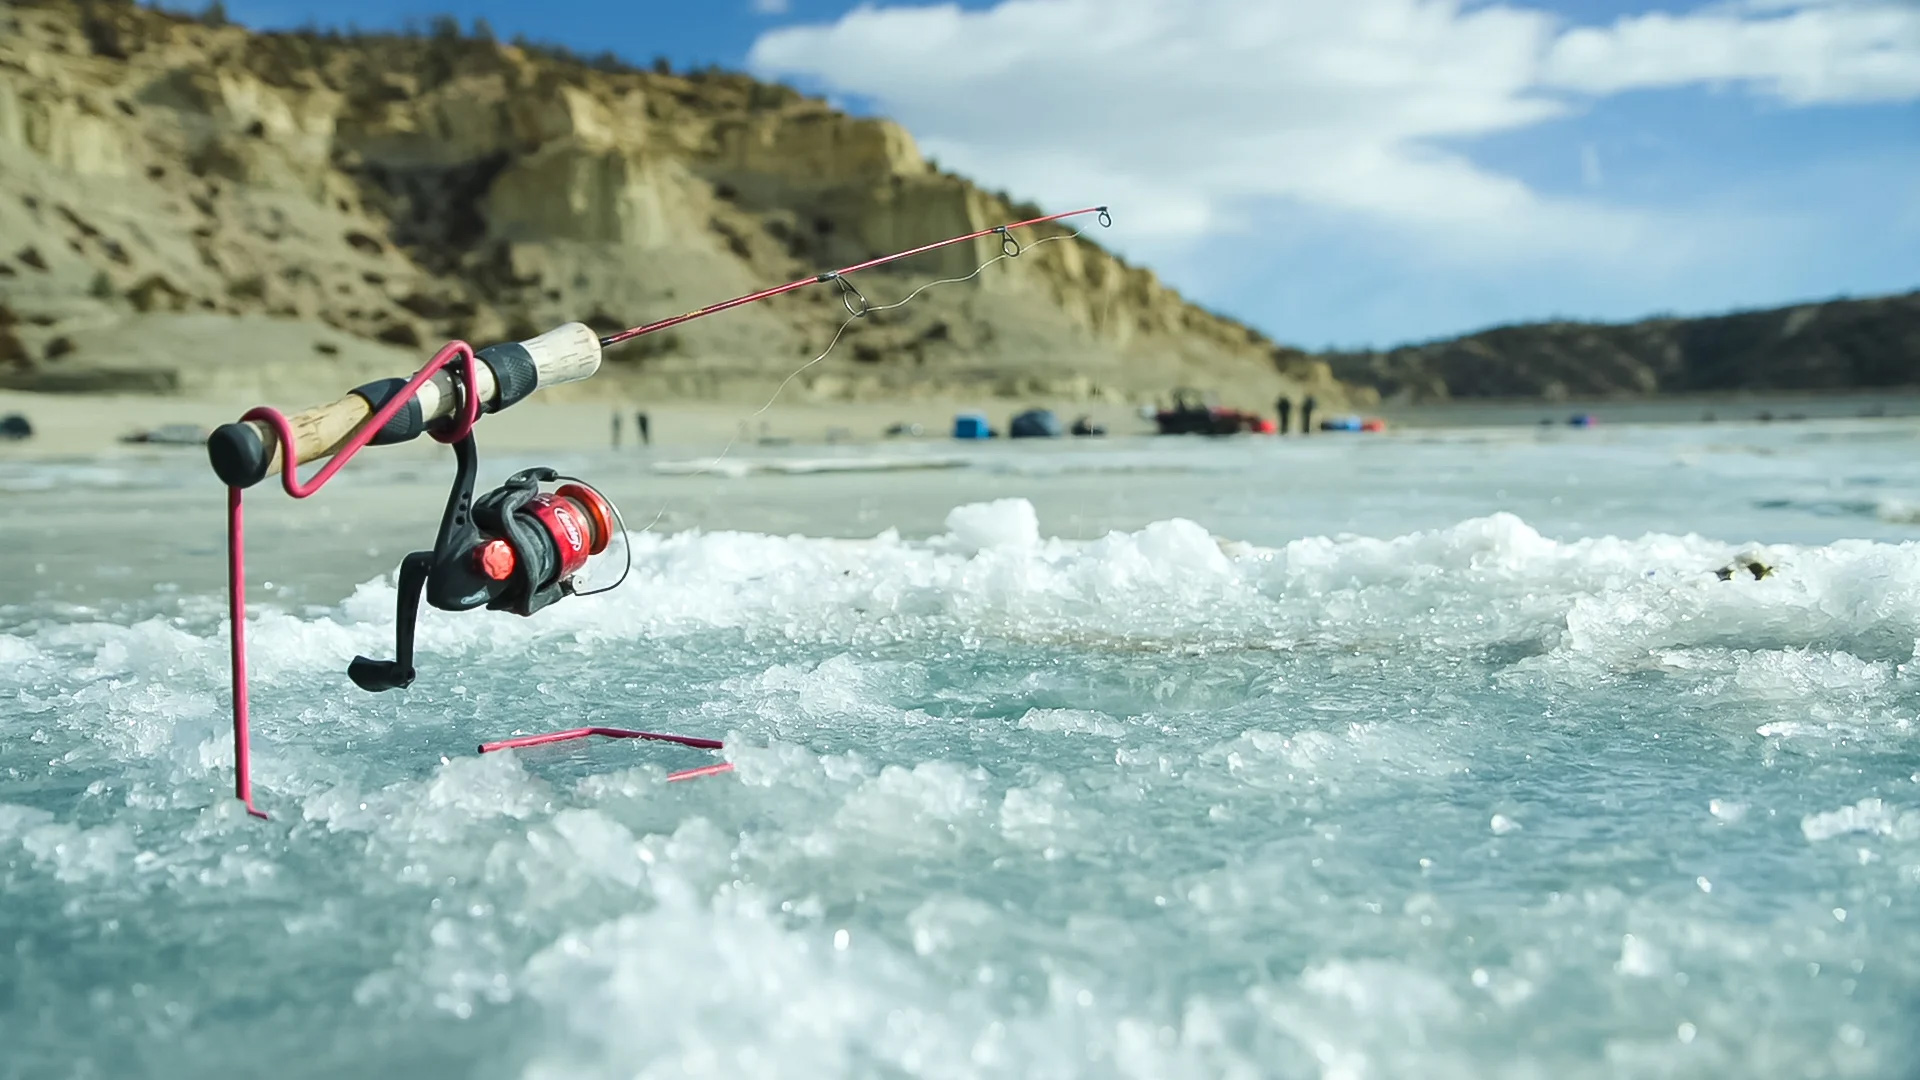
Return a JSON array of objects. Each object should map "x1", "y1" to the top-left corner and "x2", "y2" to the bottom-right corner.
[{"x1": 349, "y1": 434, "x2": 625, "y2": 692}]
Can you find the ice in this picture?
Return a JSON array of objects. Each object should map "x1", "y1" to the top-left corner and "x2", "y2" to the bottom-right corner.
[
  {"x1": 0, "y1": 802, "x2": 57, "y2": 838},
  {"x1": 8, "y1": 422, "x2": 1920, "y2": 1079},
  {"x1": 1614, "y1": 933, "x2": 1670, "y2": 977},
  {"x1": 0, "y1": 633, "x2": 44, "y2": 665},
  {"x1": 653, "y1": 455, "x2": 968, "y2": 477},
  {"x1": 4, "y1": 811, "x2": 137, "y2": 883},
  {"x1": 997, "y1": 775, "x2": 1091, "y2": 852},
  {"x1": 113, "y1": 498, "x2": 1904, "y2": 696},
  {"x1": 941, "y1": 498, "x2": 1040, "y2": 552},
  {"x1": 1016, "y1": 708, "x2": 1126, "y2": 738},
  {"x1": 1802, "y1": 798, "x2": 1920, "y2": 843},
  {"x1": 828, "y1": 762, "x2": 990, "y2": 852}
]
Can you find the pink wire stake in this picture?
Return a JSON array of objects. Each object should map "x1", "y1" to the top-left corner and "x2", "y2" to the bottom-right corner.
[
  {"x1": 478, "y1": 726, "x2": 723, "y2": 753},
  {"x1": 226, "y1": 486, "x2": 266, "y2": 818},
  {"x1": 224, "y1": 341, "x2": 484, "y2": 819},
  {"x1": 477, "y1": 726, "x2": 734, "y2": 782}
]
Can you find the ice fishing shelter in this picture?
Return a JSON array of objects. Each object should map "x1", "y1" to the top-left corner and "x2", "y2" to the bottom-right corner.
[{"x1": 1009, "y1": 409, "x2": 1064, "y2": 438}]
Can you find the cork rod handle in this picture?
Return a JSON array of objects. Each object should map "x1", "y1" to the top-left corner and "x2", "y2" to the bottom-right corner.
[{"x1": 207, "y1": 323, "x2": 602, "y2": 489}]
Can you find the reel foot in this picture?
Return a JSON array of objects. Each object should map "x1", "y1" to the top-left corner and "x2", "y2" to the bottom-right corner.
[{"x1": 348, "y1": 657, "x2": 415, "y2": 692}]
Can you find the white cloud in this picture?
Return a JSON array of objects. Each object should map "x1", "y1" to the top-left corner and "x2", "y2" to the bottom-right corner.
[
  {"x1": 746, "y1": 0, "x2": 1920, "y2": 269},
  {"x1": 1544, "y1": 0, "x2": 1920, "y2": 103}
]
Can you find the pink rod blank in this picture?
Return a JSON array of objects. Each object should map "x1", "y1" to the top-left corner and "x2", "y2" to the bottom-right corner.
[{"x1": 599, "y1": 206, "x2": 1106, "y2": 348}]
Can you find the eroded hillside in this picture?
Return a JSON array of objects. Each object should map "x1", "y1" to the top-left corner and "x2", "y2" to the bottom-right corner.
[{"x1": 0, "y1": 0, "x2": 1354, "y2": 409}]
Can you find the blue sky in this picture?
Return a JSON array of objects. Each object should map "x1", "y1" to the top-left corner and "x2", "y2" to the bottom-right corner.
[{"x1": 182, "y1": 0, "x2": 1919, "y2": 350}]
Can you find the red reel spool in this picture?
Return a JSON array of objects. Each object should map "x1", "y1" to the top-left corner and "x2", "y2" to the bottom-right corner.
[{"x1": 524, "y1": 484, "x2": 612, "y2": 580}]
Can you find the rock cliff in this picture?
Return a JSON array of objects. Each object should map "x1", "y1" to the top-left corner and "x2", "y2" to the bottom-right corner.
[{"x1": 0, "y1": 0, "x2": 1355, "y2": 409}]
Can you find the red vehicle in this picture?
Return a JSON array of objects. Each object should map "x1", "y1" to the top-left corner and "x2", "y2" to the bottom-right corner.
[{"x1": 1153, "y1": 389, "x2": 1270, "y2": 436}]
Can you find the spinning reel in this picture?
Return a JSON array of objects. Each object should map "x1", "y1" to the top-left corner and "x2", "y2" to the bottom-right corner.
[{"x1": 347, "y1": 431, "x2": 630, "y2": 693}]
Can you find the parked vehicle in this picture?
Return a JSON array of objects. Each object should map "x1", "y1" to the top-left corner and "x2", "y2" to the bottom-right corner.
[{"x1": 1153, "y1": 389, "x2": 1266, "y2": 436}]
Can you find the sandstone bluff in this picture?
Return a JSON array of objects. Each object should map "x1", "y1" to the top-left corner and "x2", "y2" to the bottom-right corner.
[{"x1": 0, "y1": 0, "x2": 1355, "y2": 410}]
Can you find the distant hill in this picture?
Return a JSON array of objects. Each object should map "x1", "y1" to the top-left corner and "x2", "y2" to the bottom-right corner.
[
  {"x1": 0, "y1": 0, "x2": 1358, "y2": 409},
  {"x1": 1324, "y1": 290, "x2": 1920, "y2": 402}
]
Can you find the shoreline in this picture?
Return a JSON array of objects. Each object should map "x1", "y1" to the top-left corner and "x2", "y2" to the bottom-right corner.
[
  {"x1": 8, "y1": 386, "x2": 1920, "y2": 462},
  {"x1": 0, "y1": 391, "x2": 1168, "y2": 460},
  {"x1": 1375, "y1": 387, "x2": 1920, "y2": 427}
]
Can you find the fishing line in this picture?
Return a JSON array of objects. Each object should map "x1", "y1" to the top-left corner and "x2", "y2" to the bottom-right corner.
[{"x1": 654, "y1": 227, "x2": 1093, "y2": 493}]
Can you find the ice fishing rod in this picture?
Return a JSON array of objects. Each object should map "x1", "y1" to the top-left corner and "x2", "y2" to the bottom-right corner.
[{"x1": 206, "y1": 203, "x2": 1112, "y2": 819}]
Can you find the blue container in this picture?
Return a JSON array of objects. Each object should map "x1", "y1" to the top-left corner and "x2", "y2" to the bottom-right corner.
[{"x1": 953, "y1": 412, "x2": 991, "y2": 439}]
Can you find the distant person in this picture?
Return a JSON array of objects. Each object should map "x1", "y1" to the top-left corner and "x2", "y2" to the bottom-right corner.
[
  {"x1": 611, "y1": 410, "x2": 622, "y2": 449},
  {"x1": 1275, "y1": 396, "x2": 1292, "y2": 435},
  {"x1": 636, "y1": 411, "x2": 651, "y2": 446},
  {"x1": 1301, "y1": 395, "x2": 1316, "y2": 434}
]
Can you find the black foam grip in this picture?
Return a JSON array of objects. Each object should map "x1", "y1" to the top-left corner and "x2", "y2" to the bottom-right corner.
[
  {"x1": 477, "y1": 342, "x2": 538, "y2": 413},
  {"x1": 208, "y1": 421, "x2": 270, "y2": 488},
  {"x1": 351, "y1": 377, "x2": 427, "y2": 445}
]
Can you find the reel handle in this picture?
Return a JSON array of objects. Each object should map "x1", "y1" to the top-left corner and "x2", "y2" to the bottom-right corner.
[
  {"x1": 348, "y1": 551, "x2": 430, "y2": 693},
  {"x1": 207, "y1": 323, "x2": 602, "y2": 489}
]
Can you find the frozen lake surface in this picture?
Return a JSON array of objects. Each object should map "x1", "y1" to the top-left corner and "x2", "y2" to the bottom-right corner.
[{"x1": 4, "y1": 420, "x2": 1920, "y2": 1078}]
